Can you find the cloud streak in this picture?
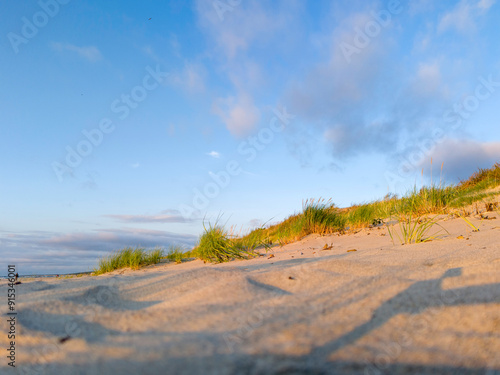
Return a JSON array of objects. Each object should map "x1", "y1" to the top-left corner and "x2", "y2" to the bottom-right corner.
[
  {"x1": 51, "y1": 42, "x2": 103, "y2": 62},
  {"x1": 104, "y1": 213, "x2": 195, "y2": 224},
  {"x1": 0, "y1": 228, "x2": 197, "y2": 275},
  {"x1": 213, "y1": 93, "x2": 261, "y2": 137},
  {"x1": 438, "y1": 0, "x2": 495, "y2": 34}
]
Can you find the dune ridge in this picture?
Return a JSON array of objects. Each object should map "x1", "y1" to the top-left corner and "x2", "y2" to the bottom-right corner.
[{"x1": 1, "y1": 213, "x2": 499, "y2": 374}]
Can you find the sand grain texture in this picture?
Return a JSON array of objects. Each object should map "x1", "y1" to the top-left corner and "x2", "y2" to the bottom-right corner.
[{"x1": 1, "y1": 215, "x2": 499, "y2": 374}]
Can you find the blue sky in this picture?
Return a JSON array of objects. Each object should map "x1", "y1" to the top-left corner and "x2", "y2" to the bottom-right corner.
[{"x1": 1, "y1": 0, "x2": 500, "y2": 275}]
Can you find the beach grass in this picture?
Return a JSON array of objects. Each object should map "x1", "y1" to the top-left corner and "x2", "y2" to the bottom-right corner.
[
  {"x1": 458, "y1": 214, "x2": 480, "y2": 232},
  {"x1": 94, "y1": 247, "x2": 164, "y2": 275},
  {"x1": 301, "y1": 199, "x2": 347, "y2": 235},
  {"x1": 238, "y1": 163, "x2": 500, "y2": 245},
  {"x1": 93, "y1": 164, "x2": 500, "y2": 270},
  {"x1": 194, "y1": 220, "x2": 260, "y2": 263},
  {"x1": 235, "y1": 199, "x2": 348, "y2": 246},
  {"x1": 164, "y1": 245, "x2": 194, "y2": 264},
  {"x1": 387, "y1": 214, "x2": 447, "y2": 245}
]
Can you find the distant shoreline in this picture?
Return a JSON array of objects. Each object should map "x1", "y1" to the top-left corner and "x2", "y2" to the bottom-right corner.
[{"x1": 0, "y1": 271, "x2": 92, "y2": 279}]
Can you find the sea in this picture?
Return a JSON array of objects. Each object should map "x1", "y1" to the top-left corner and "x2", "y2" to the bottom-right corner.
[{"x1": 1, "y1": 271, "x2": 92, "y2": 279}]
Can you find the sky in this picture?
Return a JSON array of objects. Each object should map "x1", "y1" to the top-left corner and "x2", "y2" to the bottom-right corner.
[{"x1": 1, "y1": 0, "x2": 500, "y2": 275}]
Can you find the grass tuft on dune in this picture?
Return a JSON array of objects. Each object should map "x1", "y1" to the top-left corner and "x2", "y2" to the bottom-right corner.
[
  {"x1": 194, "y1": 220, "x2": 264, "y2": 263},
  {"x1": 94, "y1": 247, "x2": 164, "y2": 275}
]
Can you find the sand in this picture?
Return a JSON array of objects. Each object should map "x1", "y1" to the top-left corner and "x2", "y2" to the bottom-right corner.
[{"x1": 1, "y1": 213, "x2": 499, "y2": 374}]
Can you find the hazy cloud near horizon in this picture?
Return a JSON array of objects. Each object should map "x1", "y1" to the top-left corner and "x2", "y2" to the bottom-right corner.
[
  {"x1": 104, "y1": 213, "x2": 196, "y2": 224},
  {"x1": 417, "y1": 139, "x2": 500, "y2": 182},
  {"x1": 0, "y1": 228, "x2": 197, "y2": 275}
]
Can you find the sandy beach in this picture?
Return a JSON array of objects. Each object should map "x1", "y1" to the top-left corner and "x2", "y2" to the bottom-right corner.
[
  {"x1": 4, "y1": 0, "x2": 500, "y2": 373},
  {"x1": 1, "y1": 214, "x2": 499, "y2": 374}
]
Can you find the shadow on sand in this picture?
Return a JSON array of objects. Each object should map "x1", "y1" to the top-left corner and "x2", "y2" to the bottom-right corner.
[{"x1": 8, "y1": 267, "x2": 500, "y2": 374}]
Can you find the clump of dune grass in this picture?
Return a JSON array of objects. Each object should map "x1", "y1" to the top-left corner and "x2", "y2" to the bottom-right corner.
[
  {"x1": 232, "y1": 228, "x2": 272, "y2": 253},
  {"x1": 458, "y1": 162, "x2": 500, "y2": 191},
  {"x1": 346, "y1": 203, "x2": 385, "y2": 228},
  {"x1": 301, "y1": 199, "x2": 347, "y2": 235},
  {"x1": 164, "y1": 246, "x2": 186, "y2": 264},
  {"x1": 94, "y1": 247, "x2": 164, "y2": 275},
  {"x1": 240, "y1": 164, "x2": 500, "y2": 246},
  {"x1": 392, "y1": 185, "x2": 457, "y2": 215},
  {"x1": 164, "y1": 245, "x2": 196, "y2": 264},
  {"x1": 195, "y1": 220, "x2": 262, "y2": 263},
  {"x1": 387, "y1": 214, "x2": 447, "y2": 245},
  {"x1": 237, "y1": 199, "x2": 348, "y2": 246}
]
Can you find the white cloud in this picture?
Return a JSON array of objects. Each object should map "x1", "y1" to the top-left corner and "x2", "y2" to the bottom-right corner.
[
  {"x1": 438, "y1": 1, "x2": 474, "y2": 33},
  {"x1": 412, "y1": 62, "x2": 447, "y2": 98},
  {"x1": 195, "y1": 0, "x2": 289, "y2": 60},
  {"x1": 169, "y1": 62, "x2": 206, "y2": 93},
  {"x1": 195, "y1": 0, "x2": 301, "y2": 138},
  {"x1": 130, "y1": 162, "x2": 140, "y2": 168},
  {"x1": 477, "y1": 0, "x2": 496, "y2": 11},
  {"x1": 283, "y1": 6, "x2": 471, "y2": 164},
  {"x1": 438, "y1": 0, "x2": 495, "y2": 34},
  {"x1": 284, "y1": 8, "x2": 403, "y2": 157},
  {"x1": 51, "y1": 42, "x2": 102, "y2": 62},
  {"x1": 207, "y1": 151, "x2": 221, "y2": 158},
  {"x1": 213, "y1": 93, "x2": 261, "y2": 137}
]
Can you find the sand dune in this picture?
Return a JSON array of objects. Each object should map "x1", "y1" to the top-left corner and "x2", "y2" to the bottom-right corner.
[{"x1": 1, "y1": 215, "x2": 499, "y2": 374}]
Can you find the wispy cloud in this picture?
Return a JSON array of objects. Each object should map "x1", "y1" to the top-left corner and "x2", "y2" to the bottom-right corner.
[
  {"x1": 143, "y1": 45, "x2": 160, "y2": 62},
  {"x1": 438, "y1": 0, "x2": 495, "y2": 34},
  {"x1": 285, "y1": 7, "x2": 402, "y2": 159},
  {"x1": 42, "y1": 228, "x2": 196, "y2": 249},
  {"x1": 104, "y1": 212, "x2": 195, "y2": 223},
  {"x1": 213, "y1": 93, "x2": 261, "y2": 137},
  {"x1": 168, "y1": 62, "x2": 206, "y2": 93},
  {"x1": 477, "y1": 0, "x2": 496, "y2": 11},
  {"x1": 207, "y1": 151, "x2": 221, "y2": 158},
  {"x1": 280, "y1": 2, "x2": 496, "y2": 172},
  {"x1": 51, "y1": 42, "x2": 102, "y2": 62},
  {"x1": 195, "y1": 0, "x2": 301, "y2": 136}
]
